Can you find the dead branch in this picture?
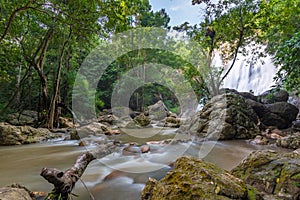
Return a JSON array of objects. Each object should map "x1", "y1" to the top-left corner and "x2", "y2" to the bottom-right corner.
[{"x1": 40, "y1": 143, "x2": 117, "y2": 200}]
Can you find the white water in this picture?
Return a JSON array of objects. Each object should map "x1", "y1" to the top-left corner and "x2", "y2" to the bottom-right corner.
[{"x1": 221, "y1": 45, "x2": 278, "y2": 95}]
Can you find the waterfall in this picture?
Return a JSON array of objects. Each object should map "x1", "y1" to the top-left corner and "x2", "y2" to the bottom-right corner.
[{"x1": 221, "y1": 45, "x2": 278, "y2": 95}]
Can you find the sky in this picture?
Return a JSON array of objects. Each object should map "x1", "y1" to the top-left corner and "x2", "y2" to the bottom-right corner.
[{"x1": 149, "y1": 0, "x2": 205, "y2": 27}]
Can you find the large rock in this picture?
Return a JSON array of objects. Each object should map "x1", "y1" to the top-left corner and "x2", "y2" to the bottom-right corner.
[
  {"x1": 224, "y1": 88, "x2": 298, "y2": 129},
  {"x1": 276, "y1": 132, "x2": 300, "y2": 149},
  {"x1": 141, "y1": 156, "x2": 262, "y2": 200},
  {"x1": 186, "y1": 93, "x2": 260, "y2": 140},
  {"x1": 249, "y1": 101, "x2": 299, "y2": 129},
  {"x1": 147, "y1": 100, "x2": 169, "y2": 121},
  {"x1": 258, "y1": 89, "x2": 289, "y2": 104},
  {"x1": 6, "y1": 110, "x2": 38, "y2": 126},
  {"x1": 245, "y1": 98, "x2": 298, "y2": 129},
  {"x1": 231, "y1": 150, "x2": 300, "y2": 200},
  {"x1": 266, "y1": 102, "x2": 299, "y2": 124},
  {"x1": 76, "y1": 122, "x2": 111, "y2": 137},
  {"x1": 0, "y1": 184, "x2": 32, "y2": 200},
  {"x1": 133, "y1": 113, "x2": 151, "y2": 127},
  {"x1": 98, "y1": 114, "x2": 118, "y2": 125},
  {"x1": 0, "y1": 123, "x2": 59, "y2": 145}
]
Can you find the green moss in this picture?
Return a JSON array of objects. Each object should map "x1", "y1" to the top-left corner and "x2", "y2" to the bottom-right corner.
[{"x1": 247, "y1": 186, "x2": 260, "y2": 200}]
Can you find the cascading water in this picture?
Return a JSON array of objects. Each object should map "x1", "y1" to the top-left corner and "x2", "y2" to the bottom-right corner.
[{"x1": 221, "y1": 45, "x2": 278, "y2": 95}]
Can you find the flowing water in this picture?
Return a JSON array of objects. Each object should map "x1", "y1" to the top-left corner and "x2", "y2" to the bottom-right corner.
[
  {"x1": 222, "y1": 45, "x2": 278, "y2": 95},
  {"x1": 0, "y1": 128, "x2": 291, "y2": 200}
]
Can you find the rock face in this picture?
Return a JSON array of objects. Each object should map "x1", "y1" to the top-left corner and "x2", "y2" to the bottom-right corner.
[
  {"x1": 0, "y1": 185, "x2": 32, "y2": 200},
  {"x1": 186, "y1": 93, "x2": 260, "y2": 140},
  {"x1": 141, "y1": 156, "x2": 261, "y2": 200},
  {"x1": 246, "y1": 100, "x2": 298, "y2": 129},
  {"x1": 231, "y1": 150, "x2": 300, "y2": 200},
  {"x1": 276, "y1": 132, "x2": 300, "y2": 149},
  {"x1": 226, "y1": 89, "x2": 299, "y2": 129},
  {"x1": 0, "y1": 122, "x2": 58, "y2": 145}
]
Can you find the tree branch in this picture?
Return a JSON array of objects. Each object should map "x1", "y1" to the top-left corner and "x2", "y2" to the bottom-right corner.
[
  {"x1": 41, "y1": 143, "x2": 118, "y2": 200},
  {"x1": 218, "y1": 7, "x2": 245, "y2": 88},
  {"x1": 0, "y1": 1, "x2": 32, "y2": 43}
]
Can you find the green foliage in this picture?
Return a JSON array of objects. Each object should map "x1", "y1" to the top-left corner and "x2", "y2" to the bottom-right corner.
[
  {"x1": 274, "y1": 32, "x2": 300, "y2": 92},
  {"x1": 189, "y1": 0, "x2": 300, "y2": 95}
]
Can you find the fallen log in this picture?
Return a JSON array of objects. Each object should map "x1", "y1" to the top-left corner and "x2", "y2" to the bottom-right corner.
[{"x1": 40, "y1": 142, "x2": 118, "y2": 200}]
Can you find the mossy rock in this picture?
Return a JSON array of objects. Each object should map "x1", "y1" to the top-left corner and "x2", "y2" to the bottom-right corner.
[
  {"x1": 184, "y1": 93, "x2": 259, "y2": 140},
  {"x1": 231, "y1": 150, "x2": 300, "y2": 199},
  {"x1": 141, "y1": 156, "x2": 262, "y2": 200}
]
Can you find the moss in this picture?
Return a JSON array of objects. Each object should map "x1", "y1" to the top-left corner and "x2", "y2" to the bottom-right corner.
[
  {"x1": 247, "y1": 186, "x2": 263, "y2": 200},
  {"x1": 141, "y1": 156, "x2": 249, "y2": 200}
]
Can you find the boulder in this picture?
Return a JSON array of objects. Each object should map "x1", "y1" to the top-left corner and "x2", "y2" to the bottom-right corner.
[
  {"x1": 156, "y1": 116, "x2": 181, "y2": 128},
  {"x1": 147, "y1": 100, "x2": 169, "y2": 120},
  {"x1": 185, "y1": 93, "x2": 260, "y2": 140},
  {"x1": 231, "y1": 150, "x2": 300, "y2": 200},
  {"x1": 0, "y1": 122, "x2": 59, "y2": 145},
  {"x1": 245, "y1": 100, "x2": 298, "y2": 129},
  {"x1": 58, "y1": 117, "x2": 74, "y2": 128},
  {"x1": 0, "y1": 184, "x2": 32, "y2": 200},
  {"x1": 258, "y1": 89, "x2": 289, "y2": 104},
  {"x1": 141, "y1": 156, "x2": 262, "y2": 200},
  {"x1": 6, "y1": 110, "x2": 38, "y2": 126},
  {"x1": 276, "y1": 132, "x2": 300, "y2": 149},
  {"x1": 98, "y1": 114, "x2": 118, "y2": 125},
  {"x1": 133, "y1": 114, "x2": 151, "y2": 127},
  {"x1": 266, "y1": 102, "x2": 299, "y2": 124},
  {"x1": 76, "y1": 122, "x2": 111, "y2": 137}
]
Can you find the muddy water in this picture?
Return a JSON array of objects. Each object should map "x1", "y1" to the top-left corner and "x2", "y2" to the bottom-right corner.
[{"x1": 0, "y1": 128, "x2": 291, "y2": 200}]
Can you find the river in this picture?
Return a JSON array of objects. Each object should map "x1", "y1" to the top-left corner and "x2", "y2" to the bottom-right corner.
[{"x1": 0, "y1": 127, "x2": 291, "y2": 200}]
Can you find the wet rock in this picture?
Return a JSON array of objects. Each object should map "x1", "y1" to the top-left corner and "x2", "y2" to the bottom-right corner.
[
  {"x1": 276, "y1": 132, "x2": 300, "y2": 149},
  {"x1": 141, "y1": 156, "x2": 262, "y2": 200},
  {"x1": 98, "y1": 114, "x2": 118, "y2": 125},
  {"x1": 141, "y1": 145, "x2": 150, "y2": 153},
  {"x1": 78, "y1": 140, "x2": 87, "y2": 146},
  {"x1": 6, "y1": 110, "x2": 38, "y2": 126},
  {"x1": 0, "y1": 122, "x2": 60, "y2": 145},
  {"x1": 125, "y1": 121, "x2": 142, "y2": 129},
  {"x1": 231, "y1": 150, "x2": 300, "y2": 200},
  {"x1": 58, "y1": 117, "x2": 74, "y2": 128},
  {"x1": 266, "y1": 102, "x2": 298, "y2": 124},
  {"x1": 103, "y1": 170, "x2": 126, "y2": 181},
  {"x1": 258, "y1": 89, "x2": 289, "y2": 104},
  {"x1": 78, "y1": 135, "x2": 108, "y2": 146},
  {"x1": 69, "y1": 129, "x2": 80, "y2": 140},
  {"x1": 156, "y1": 116, "x2": 181, "y2": 128},
  {"x1": 292, "y1": 120, "x2": 300, "y2": 131},
  {"x1": 184, "y1": 93, "x2": 260, "y2": 140},
  {"x1": 249, "y1": 135, "x2": 269, "y2": 145},
  {"x1": 148, "y1": 100, "x2": 169, "y2": 120},
  {"x1": 109, "y1": 129, "x2": 121, "y2": 135},
  {"x1": 133, "y1": 114, "x2": 151, "y2": 127},
  {"x1": 122, "y1": 143, "x2": 141, "y2": 155},
  {"x1": 246, "y1": 100, "x2": 298, "y2": 129},
  {"x1": 76, "y1": 122, "x2": 111, "y2": 137},
  {"x1": 0, "y1": 184, "x2": 32, "y2": 200},
  {"x1": 261, "y1": 128, "x2": 284, "y2": 140}
]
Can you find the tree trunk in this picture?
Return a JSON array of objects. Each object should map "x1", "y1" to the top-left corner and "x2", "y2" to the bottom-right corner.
[
  {"x1": 41, "y1": 143, "x2": 117, "y2": 200},
  {"x1": 48, "y1": 27, "x2": 72, "y2": 129}
]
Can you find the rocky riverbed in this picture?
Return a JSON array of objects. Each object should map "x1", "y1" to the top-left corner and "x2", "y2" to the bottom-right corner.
[{"x1": 1, "y1": 89, "x2": 300, "y2": 200}]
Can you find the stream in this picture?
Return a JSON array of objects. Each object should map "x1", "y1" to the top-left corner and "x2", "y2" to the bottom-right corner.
[{"x1": 0, "y1": 127, "x2": 291, "y2": 200}]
